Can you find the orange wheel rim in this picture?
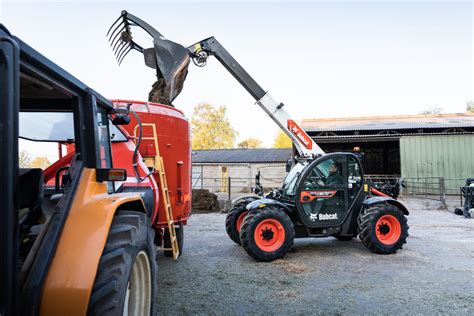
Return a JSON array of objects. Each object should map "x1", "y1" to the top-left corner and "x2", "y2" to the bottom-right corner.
[
  {"x1": 236, "y1": 211, "x2": 248, "y2": 233},
  {"x1": 375, "y1": 215, "x2": 401, "y2": 245},
  {"x1": 254, "y1": 219, "x2": 286, "y2": 252}
]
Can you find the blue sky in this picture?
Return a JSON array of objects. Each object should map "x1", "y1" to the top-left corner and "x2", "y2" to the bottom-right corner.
[{"x1": 2, "y1": 0, "x2": 473, "y2": 149}]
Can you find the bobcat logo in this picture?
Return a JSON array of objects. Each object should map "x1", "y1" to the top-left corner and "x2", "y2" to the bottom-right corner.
[{"x1": 309, "y1": 213, "x2": 338, "y2": 221}]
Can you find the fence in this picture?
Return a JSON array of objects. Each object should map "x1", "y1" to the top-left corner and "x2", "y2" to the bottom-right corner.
[
  {"x1": 402, "y1": 177, "x2": 446, "y2": 203},
  {"x1": 192, "y1": 173, "x2": 467, "y2": 207},
  {"x1": 401, "y1": 177, "x2": 467, "y2": 204},
  {"x1": 191, "y1": 175, "x2": 284, "y2": 209},
  {"x1": 192, "y1": 176, "x2": 284, "y2": 192}
]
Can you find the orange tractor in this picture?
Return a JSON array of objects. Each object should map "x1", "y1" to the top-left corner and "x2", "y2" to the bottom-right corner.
[{"x1": 1, "y1": 24, "x2": 191, "y2": 315}]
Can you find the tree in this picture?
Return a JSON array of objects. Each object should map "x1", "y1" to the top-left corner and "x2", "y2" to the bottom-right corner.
[
  {"x1": 191, "y1": 103, "x2": 238, "y2": 149},
  {"x1": 238, "y1": 138, "x2": 262, "y2": 149},
  {"x1": 466, "y1": 100, "x2": 474, "y2": 113},
  {"x1": 419, "y1": 106, "x2": 443, "y2": 115},
  {"x1": 273, "y1": 130, "x2": 292, "y2": 148},
  {"x1": 19, "y1": 150, "x2": 33, "y2": 168},
  {"x1": 30, "y1": 156, "x2": 51, "y2": 169}
]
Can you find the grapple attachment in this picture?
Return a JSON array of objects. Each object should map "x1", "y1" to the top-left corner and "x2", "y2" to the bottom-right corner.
[{"x1": 107, "y1": 10, "x2": 190, "y2": 104}]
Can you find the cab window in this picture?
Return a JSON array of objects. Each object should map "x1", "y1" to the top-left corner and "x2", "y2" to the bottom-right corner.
[
  {"x1": 347, "y1": 156, "x2": 362, "y2": 204},
  {"x1": 302, "y1": 157, "x2": 344, "y2": 190}
]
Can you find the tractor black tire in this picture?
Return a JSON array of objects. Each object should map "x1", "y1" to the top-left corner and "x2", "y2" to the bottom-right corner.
[
  {"x1": 240, "y1": 208, "x2": 295, "y2": 262},
  {"x1": 358, "y1": 205, "x2": 409, "y2": 254},
  {"x1": 225, "y1": 202, "x2": 248, "y2": 245},
  {"x1": 164, "y1": 221, "x2": 184, "y2": 257},
  {"x1": 88, "y1": 211, "x2": 157, "y2": 316}
]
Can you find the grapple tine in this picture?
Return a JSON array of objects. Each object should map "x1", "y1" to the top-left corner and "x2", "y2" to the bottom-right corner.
[
  {"x1": 112, "y1": 31, "x2": 125, "y2": 51},
  {"x1": 114, "y1": 41, "x2": 128, "y2": 59},
  {"x1": 109, "y1": 24, "x2": 125, "y2": 46},
  {"x1": 113, "y1": 37, "x2": 125, "y2": 53},
  {"x1": 118, "y1": 46, "x2": 132, "y2": 65},
  {"x1": 116, "y1": 42, "x2": 130, "y2": 60},
  {"x1": 106, "y1": 14, "x2": 123, "y2": 37}
]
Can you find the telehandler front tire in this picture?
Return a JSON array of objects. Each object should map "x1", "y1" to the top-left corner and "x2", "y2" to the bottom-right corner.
[
  {"x1": 240, "y1": 208, "x2": 294, "y2": 262},
  {"x1": 358, "y1": 205, "x2": 408, "y2": 254},
  {"x1": 88, "y1": 211, "x2": 157, "y2": 316}
]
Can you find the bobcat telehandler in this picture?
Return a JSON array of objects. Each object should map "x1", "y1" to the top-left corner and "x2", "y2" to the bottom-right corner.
[{"x1": 108, "y1": 10, "x2": 409, "y2": 262}]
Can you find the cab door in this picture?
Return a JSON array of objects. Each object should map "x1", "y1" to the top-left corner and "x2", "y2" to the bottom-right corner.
[
  {"x1": 295, "y1": 154, "x2": 349, "y2": 228},
  {"x1": 0, "y1": 27, "x2": 19, "y2": 315}
]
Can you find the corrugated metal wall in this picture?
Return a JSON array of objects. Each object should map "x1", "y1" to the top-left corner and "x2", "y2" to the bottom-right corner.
[{"x1": 400, "y1": 135, "x2": 474, "y2": 194}]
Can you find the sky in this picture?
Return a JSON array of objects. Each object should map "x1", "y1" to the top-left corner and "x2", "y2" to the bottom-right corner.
[{"x1": 1, "y1": 0, "x2": 473, "y2": 156}]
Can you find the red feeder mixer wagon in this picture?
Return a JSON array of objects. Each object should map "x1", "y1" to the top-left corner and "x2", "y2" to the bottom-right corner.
[
  {"x1": 43, "y1": 99, "x2": 191, "y2": 258},
  {"x1": 111, "y1": 99, "x2": 192, "y2": 256}
]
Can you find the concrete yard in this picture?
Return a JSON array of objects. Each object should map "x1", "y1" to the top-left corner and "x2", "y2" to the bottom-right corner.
[{"x1": 156, "y1": 198, "x2": 474, "y2": 315}]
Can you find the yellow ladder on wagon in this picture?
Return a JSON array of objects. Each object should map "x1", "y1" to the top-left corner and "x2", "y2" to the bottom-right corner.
[{"x1": 133, "y1": 123, "x2": 180, "y2": 260}]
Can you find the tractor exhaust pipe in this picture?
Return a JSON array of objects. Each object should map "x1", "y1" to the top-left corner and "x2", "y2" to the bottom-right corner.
[{"x1": 107, "y1": 10, "x2": 190, "y2": 105}]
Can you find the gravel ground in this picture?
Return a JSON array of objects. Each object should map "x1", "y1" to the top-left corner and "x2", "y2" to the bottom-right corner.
[{"x1": 156, "y1": 198, "x2": 474, "y2": 315}]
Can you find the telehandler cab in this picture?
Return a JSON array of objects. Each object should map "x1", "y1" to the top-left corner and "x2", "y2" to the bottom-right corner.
[{"x1": 108, "y1": 10, "x2": 409, "y2": 262}]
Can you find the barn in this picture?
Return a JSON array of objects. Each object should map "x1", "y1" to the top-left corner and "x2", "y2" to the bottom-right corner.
[
  {"x1": 302, "y1": 113, "x2": 474, "y2": 194},
  {"x1": 191, "y1": 113, "x2": 474, "y2": 195}
]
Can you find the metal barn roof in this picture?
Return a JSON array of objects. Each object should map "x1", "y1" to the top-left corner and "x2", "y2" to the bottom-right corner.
[
  {"x1": 301, "y1": 113, "x2": 474, "y2": 132},
  {"x1": 192, "y1": 148, "x2": 292, "y2": 164}
]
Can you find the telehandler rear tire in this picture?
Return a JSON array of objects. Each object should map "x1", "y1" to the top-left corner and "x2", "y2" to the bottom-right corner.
[
  {"x1": 358, "y1": 205, "x2": 408, "y2": 254},
  {"x1": 225, "y1": 202, "x2": 248, "y2": 245},
  {"x1": 88, "y1": 211, "x2": 157, "y2": 316},
  {"x1": 240, "y1": 208, "x2": 294, "y2": 262}
]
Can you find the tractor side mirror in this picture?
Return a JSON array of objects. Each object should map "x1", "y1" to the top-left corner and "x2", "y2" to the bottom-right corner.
[{"x1": 112, "y1": 114, "x2": 130, "y2": 125}]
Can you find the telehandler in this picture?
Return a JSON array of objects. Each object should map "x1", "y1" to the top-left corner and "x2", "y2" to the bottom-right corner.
[{"x1": 108, "y1": 10, "x2": 409, "y2": 262}]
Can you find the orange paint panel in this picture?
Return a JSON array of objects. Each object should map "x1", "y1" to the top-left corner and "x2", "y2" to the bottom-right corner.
[
  {"x1": 287, "y1": 119, "x2": 313, "y2": 150},
  {"x1": 300, "y1": 190, "x2": 337, "y2": 203},
  {"x1": 370, "y1": 187, "x2": 390, "y2": 198},
  {"x1": 40, "y1": 168, "x2": 144, "y2": 315}
]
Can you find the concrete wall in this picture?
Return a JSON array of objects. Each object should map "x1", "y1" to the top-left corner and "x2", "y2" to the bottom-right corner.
[{"x1": 192, "y1": 163, "x2": 287, "y2": 193}]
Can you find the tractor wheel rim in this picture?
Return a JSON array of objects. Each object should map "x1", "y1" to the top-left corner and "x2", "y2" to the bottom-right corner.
[
  {"x1": 123, "y1": 250, "x2": 152, "y2": 316},
  {"x1": 254, "y1": 219, "x2": 286, "y2": 252},
  {"x1": 375, "y1": 215, "x2": 401, "y2": 245},
  {"x1": 236, "y1": 211, "x2": 248, "y2": 233}
]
